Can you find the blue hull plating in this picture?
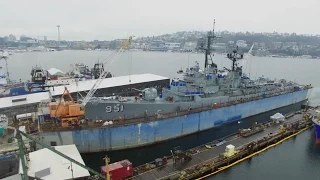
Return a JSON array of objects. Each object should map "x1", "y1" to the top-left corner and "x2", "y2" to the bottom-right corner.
[
  {"x1": 0, "y1": 153, "x2": 18, "y2": 161},
  {"x1": 314, "y1": 123, "x2": 320, "y2": 144},
  {"x1": 41, "y1": 90, "x2": 309, "y2": 153}
]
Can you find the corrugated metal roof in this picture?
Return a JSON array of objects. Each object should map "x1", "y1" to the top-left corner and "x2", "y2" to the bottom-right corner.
[
  {"x1": 19, "y1": 144, "x2": 90, "y2": 180},
  {"x1": 0, "y1": 92, "x2": 50, "y2": 109},
  {"x1": 49, "y1": 73, "x2": 168, "y2": 96},
  {"x1": 0, "y1": 73, "x2": 169, "y2": 109}
]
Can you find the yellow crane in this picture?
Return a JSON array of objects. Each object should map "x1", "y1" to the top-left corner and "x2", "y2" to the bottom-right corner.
[
  {"x1": 122, "y1": 36, "x2": 133, "y2": 49},
  {"x1": 81, "y1": 36, "x2": 133, "y2": 106}
]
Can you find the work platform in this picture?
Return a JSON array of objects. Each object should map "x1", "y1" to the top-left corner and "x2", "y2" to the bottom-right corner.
[{"x1": 132, "y1": 111, "x2": 312, "y2": 180}]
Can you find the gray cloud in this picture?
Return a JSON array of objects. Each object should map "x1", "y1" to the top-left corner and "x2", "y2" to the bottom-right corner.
[{"x1": 0, "y1": 0, "x2": 319, "y2": 40}]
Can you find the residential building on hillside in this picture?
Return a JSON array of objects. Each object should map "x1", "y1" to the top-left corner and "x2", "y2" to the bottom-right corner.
[
  {"x1": 236, "y1": 40, "x2": 247, "y2": 47},
  {"x1": 164, "y1": 43, "x2": 181, "y2": 50},
  {"x1": 184, "y1": 42, "x2": 197, "y2": 51}
]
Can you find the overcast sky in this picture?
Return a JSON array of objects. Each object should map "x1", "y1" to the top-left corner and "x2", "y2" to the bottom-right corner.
[{"x1": 0, "y1": 0, "x2": 319, "y2": 41}]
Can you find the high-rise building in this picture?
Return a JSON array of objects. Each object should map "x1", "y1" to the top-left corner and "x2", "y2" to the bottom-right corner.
[{"x1": 44, "y1": 36, "x2": 47, "y2": 41}]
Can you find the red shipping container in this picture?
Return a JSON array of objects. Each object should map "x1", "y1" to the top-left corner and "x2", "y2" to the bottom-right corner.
[{"x1": 101, "y1": 160, "x2": 133, "y2": 180}]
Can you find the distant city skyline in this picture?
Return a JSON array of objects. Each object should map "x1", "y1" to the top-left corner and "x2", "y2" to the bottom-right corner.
[
  {"x1": 1, "y1": 29, "x2": 319, "y2": 42},
  {"x1": 1, "y1": 30, "x2": 320, "y2": 57},
  {"x1": 0, "y1": 0, "x2": 319, "y2": 41}
]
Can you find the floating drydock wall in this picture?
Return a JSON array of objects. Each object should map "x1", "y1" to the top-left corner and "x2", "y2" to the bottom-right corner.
[{"x1": 39, "y1": 89, "x2": 309, "y2": 153}]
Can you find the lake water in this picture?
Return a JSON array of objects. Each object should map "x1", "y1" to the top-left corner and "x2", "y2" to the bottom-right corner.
[{"x1": 3, "y1": 50, "x2": 320, "y2": 179}]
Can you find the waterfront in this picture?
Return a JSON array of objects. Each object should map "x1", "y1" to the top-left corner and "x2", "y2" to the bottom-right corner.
[
  {"x1": 209, "y1": 128, "x2": 320, "y2": 180},
  {"x1": 2, "y1": 51, "x2": 320, "y2": 179}
]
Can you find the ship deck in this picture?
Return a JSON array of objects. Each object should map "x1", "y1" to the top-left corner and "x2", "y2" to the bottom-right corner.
[
  {"x1": 38, "y1": 87, "x2": 311, "y2": 132},
  {"x1": 131, "y1": 110, "x2": 313, "y2": 180}
]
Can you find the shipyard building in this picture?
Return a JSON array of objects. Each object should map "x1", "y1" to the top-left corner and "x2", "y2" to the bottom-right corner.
[{"x1": 0, "y1": 73, "x2": 169, "y2": 119}]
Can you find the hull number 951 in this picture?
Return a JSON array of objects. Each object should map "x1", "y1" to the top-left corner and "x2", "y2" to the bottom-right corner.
[{"x1": 106, "y1": 104, "x2": 124, "y2": 113}]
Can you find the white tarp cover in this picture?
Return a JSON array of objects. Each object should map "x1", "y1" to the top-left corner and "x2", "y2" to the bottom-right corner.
[
  {"x1": 19, "y1": 144, "x2": 90, "y2": 180},
  {"x1": 47, "y1": 68, "x2": 65, "y2": 76},
  {"x1": 270, "y1": 113, "x2": 285, "y2": 121}
]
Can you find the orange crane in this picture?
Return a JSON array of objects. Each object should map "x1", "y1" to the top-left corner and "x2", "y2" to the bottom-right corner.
[{"x1": 49, "y1": 87, "x2": 85, "y2": 127}]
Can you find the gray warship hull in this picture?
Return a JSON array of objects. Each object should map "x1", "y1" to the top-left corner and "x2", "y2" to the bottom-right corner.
[
  {"x1": 84, "y1": 87, "x2": 300, "y2": 120},
  {"x1": 39, "y1": 88, "x2": 310, "y2": 153}
]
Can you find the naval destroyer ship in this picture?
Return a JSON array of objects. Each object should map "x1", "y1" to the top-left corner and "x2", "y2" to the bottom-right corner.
[{"x1": 39, "y1": 28, "x2": 312, "y2": 153}]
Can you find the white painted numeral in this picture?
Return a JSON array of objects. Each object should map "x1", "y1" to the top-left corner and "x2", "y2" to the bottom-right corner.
[
  {"x1": 106, "y1": 104, "x2": 124, "y2": 113},
  {"x1": 106, "y1": 106, "x2": 112, "y2": 113},
  {"x1": 114, "y1": 104, "x2": 120, "y2": 112}
]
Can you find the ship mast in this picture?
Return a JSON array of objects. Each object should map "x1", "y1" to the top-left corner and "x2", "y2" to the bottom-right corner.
[
  {"x1": 204, "y1": 20, "x2": 219, "y2": 69},
  {"x1": 227, "y1": 47, "x2": 243, "y2": 71}
]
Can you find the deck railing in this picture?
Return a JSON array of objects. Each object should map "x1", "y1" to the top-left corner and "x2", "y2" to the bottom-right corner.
[{"x1": 38, "y1": 86, "x2": 311, "y2": 132}]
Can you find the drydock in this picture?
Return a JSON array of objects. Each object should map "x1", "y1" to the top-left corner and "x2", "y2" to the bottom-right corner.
[{"x1": 128, "y1": 109, "x2": 314, "y2": 180}]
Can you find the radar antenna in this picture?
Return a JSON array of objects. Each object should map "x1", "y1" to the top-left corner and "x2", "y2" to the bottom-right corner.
[{"x1": 226, "y1": 46, "x2": 244, "y2": 71}]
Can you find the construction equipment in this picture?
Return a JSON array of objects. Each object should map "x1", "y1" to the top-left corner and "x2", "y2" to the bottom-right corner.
[
  {"x1": 81, "y1": 36, "x2": 133, "y2": 107},
  {"x1": 49, "y1": 87, "x2": 85, "y2": 127},
  {"x1": 155, "y1": 156, "x2": 168, "y2": 167},
  {"x1": 238, "y1": 122, "x2": 265, "y2": 137},
  {"x1": 244, "y1": 141, "x2": 257, "y2": 155},
  {"x1": 171, "y1": 146, "x2": 192, "y2": 165}
]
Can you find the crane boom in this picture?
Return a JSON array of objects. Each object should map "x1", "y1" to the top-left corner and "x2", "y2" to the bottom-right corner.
[
  {"x1": 54, "y1": 87, "x2": 74, "y2": 117},
  {"x1": 81, "y1": 36, "x2": 133, "y2": 106}
]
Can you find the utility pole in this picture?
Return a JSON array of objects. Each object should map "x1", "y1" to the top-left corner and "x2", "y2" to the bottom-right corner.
[{"x1": 57, "y1": 25, "x2": 61, "y2": 49}]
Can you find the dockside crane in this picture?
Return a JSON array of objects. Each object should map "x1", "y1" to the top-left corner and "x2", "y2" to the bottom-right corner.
[
  {"x1": 49, "y1": 87, "x2": 85, "y2": 127},
  {"x1": 0, "y1": 51, "x2": 10, "y2": 82},
  {"x1": 81, "y1": 36, "x2": 133, "y2": 107}
]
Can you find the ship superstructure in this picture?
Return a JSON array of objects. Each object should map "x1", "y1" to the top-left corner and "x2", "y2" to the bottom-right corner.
[{"x1": 84, "y1": 27, "x2": 304, "y2": 121}]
